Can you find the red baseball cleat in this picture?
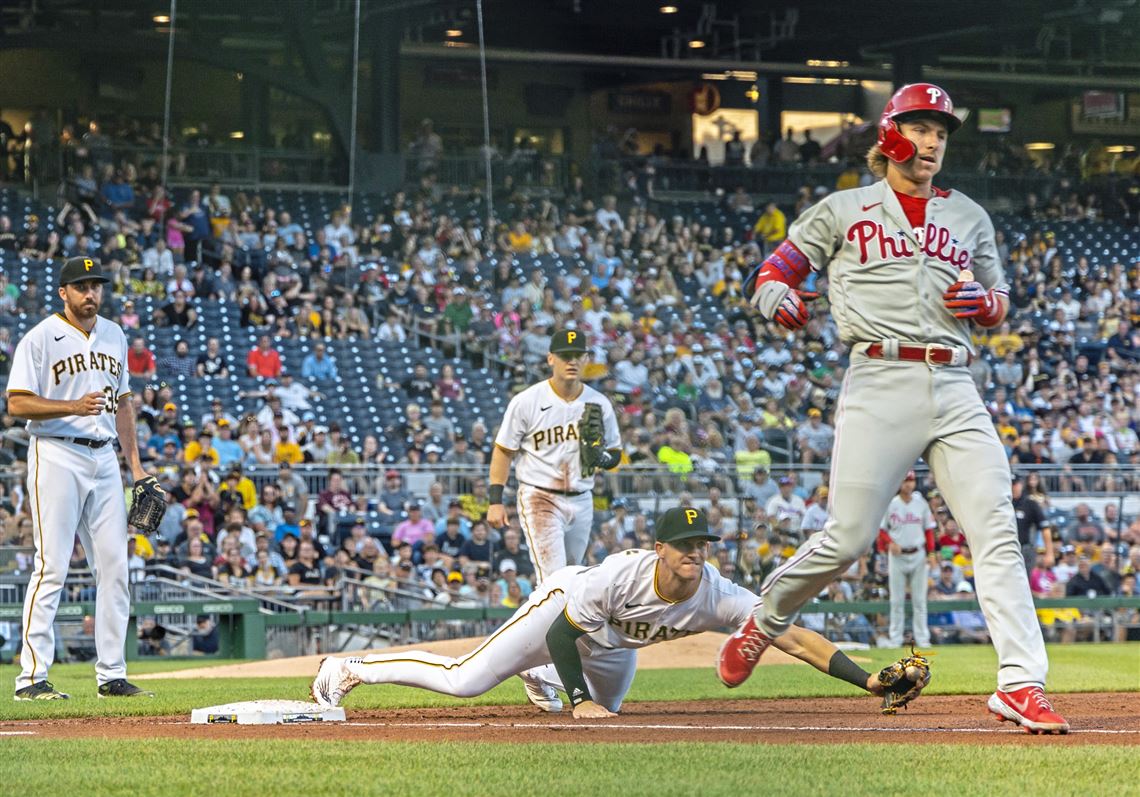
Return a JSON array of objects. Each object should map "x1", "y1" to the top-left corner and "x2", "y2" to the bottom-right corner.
[
  {"x1": 987, "y1": 686, "x2": 1070, "y2": 734},
  {"x1": 717, "y1": 615, "x2": 772, "y2": 688}
]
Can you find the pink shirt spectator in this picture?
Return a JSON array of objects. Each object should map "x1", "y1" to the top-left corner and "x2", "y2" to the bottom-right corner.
[{"x1": 392, "y1": 516, "x2": 436, "y2": 547}]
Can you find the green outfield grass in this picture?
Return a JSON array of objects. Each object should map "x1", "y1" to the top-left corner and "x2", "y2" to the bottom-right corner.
[
  {"x1": 2, "y1": 642, "x2": 1137, "y2": 721},
  {"x1": 1, "y1": 739, "x2": 1132, "y2": 797}
]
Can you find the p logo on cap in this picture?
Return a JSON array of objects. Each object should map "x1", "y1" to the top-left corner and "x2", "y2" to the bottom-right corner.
[
  {"x1": 684, "y1": 509, "x2": 699, "y2": 526},
  {"x1": 84, "y1": 259, "x2": 94, "y2": 271}
]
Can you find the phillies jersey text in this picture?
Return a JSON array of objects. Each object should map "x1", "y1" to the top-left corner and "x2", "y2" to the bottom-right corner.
[
  {"x1": 881, "y1": 494, "x2": 935, "y2": 550},
  {"x1": 788, "y1": 180, "x2": 1006, "y2": 352}
]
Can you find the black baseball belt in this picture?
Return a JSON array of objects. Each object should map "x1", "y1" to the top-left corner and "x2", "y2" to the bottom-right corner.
[
  {"x1": 44, "y1": 435, "x2": 112, "y2": 448},
  {"x1": 522, "y1": 482, "x2": 586, "y2": 497}
]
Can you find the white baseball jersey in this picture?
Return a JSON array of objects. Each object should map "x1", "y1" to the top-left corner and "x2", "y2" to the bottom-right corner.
[
  {"x1": 766, "y1": 492, "x2": 807, "y2": 530},
  {"x1": 881, "y1": 493, "x2": 935, "y2": 550},
  {"x1": 495, "y1": 379, "x2": 620, "y2": 493},
  {"x1": 564, "y1": 549, "x2": 758, "y2": 649},
  {"x1": 7, "y1": 312, "x2": 131, "y2": 438},
  {"x1": 788, "y1": 179, "x2": 1007, "y2": 353}
]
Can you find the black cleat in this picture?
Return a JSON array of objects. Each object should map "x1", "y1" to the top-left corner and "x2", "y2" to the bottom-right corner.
[
  {"x1": 97, "y1": 679, "x2": 155, "y2": 698},
  {"x1": 14, "y1": 680, "x2": 70, "y2": 701}
]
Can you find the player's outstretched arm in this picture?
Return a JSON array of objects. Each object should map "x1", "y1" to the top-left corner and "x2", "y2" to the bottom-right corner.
[{"x1": 773, "y1": 624, "x2": 880, "y2": 694}]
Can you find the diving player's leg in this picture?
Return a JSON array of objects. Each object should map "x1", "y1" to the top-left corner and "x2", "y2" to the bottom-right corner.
[
  {"x1": 17, "y1": 441, "x2": 84, "y2": 691},
  {"x1": 83, "y1": 450, "x2": 131, "y2": 686},
  {"x1": 316, "y1": 576, "x2": 572, "y2": 706}
]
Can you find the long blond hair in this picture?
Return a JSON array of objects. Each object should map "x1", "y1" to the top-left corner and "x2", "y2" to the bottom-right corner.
[{"x1": 865, "y1": 143, "x2": 889, "y2": 179}]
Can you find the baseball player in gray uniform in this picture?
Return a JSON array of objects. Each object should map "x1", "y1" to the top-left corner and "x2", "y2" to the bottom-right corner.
[
  {"x1": 311, "y1": 507, "x2": 904, "y2": 716},
  {"x1": 8, "y1": 257, "x2": 155, "y2": 700},
  {"x1": 718, "y1": 83, "x2": 1068, "y2": 734},
  {"x1": 487, "y1": 329, "x2": 621, "y2": 582},
  {"x1": 878, "y1": 470, "x2": 935, "y2": 648}
]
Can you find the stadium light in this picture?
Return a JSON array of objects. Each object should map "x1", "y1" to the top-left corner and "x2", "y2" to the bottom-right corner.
[
  {"x1": 153, "y1": 14, "x2": 171, "y2": 24},
  {"x1": 688, "y1": 39, "x2": 705, "y2": 49},
  {"x1": 660, "y1": 5, "x2": 679, "y2": 13},
  {"x1": 1025, "y1": 142, "x2": 1055, "y2": 151},
  {"x1": 230, "y1": 131, "x2": 244, "y2": 139},
  {"x1": 445, "y1": 28, "x2": 463, "y2": 37}
]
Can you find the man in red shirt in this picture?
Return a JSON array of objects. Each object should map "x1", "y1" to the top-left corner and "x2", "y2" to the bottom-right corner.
[
  {"x1": 127, "y1": 336, "x2": 156, "y2": 379},
  {"x1": 246, "y1": 334, "x2": 282, "y2": 379}
]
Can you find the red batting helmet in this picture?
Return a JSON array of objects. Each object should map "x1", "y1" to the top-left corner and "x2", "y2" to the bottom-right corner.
[{"x1": 877, "y1": 83, "x2": 962, "y2": 163}]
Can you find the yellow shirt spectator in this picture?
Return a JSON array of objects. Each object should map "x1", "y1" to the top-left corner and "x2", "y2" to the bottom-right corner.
[
  {"x1": 183, "y1": 439, "x2": 219, "y2": 466},
  {"x1": 986, "y1": 329, "x2": 1024, "y2": 358},
  {"x1": 275, "y1": 440, "x2": 304, "y2": 464},
  {"x1": 221, "y1": 474, "x2": 258, "y2": 511},
  {"x1": 734, "y1": 448, "x2": 772, "y2": 479},
  {"x1": 657, "y1": 445, "x2": 693, "y2": 474},
  {"x1": 752, "y1": 203, "x2": 787, "y2": 249},
  {"x1": 131, "y1": 533, "x2": 154, "y2": 559}
]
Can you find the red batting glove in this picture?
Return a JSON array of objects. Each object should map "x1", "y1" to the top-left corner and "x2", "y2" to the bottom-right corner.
[
  {"x1": 773, "y1": 290, "x2": 819, "y2": 330},
  {"x1": 942, "y1": 280, "x2": 997, "y2": 319}
]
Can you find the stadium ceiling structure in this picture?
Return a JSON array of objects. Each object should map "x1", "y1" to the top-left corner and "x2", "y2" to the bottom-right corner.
[{"x1": 2, "y1": 0, "x2": 1140, "y2": 87}]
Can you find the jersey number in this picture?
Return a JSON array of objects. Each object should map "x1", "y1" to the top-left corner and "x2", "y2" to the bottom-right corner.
[{"x1": 102, "y1": 386, "x2": 120, "y2": 415}]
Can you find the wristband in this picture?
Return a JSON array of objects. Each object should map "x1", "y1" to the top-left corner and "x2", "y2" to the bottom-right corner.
[
  {"x1": 828, "y1": 650, "x2": 872, "y2": 692},
  {"x1": 489, "y1": 484, "x2": 504, "y2": 505}
]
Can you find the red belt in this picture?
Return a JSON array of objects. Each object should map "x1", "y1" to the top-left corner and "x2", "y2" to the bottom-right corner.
[{"x1": 866, "y1": 342, "x2": 971, "y2": 366}]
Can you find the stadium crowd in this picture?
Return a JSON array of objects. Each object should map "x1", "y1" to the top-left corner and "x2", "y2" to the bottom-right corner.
[{"x1": 0, "y1": 116, "x2": 1139, "y2": 647}]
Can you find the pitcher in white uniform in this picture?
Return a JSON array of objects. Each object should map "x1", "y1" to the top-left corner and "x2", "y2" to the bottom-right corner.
[
  {"x1": 7, "y1": 256, "x2": 155, "y2": 700},
  {"x1": 878, "y1": 470, "x2": 935, "y2": 648},
  {"x1": 487, "y1": 329, "x2": 621, "y2": 582},
  {"x1": 311, "y1": 507, "x2": 898, "y2": 716},
  {"x1": 717, "y1": 83, "x2": 1068, "y2": 734}
]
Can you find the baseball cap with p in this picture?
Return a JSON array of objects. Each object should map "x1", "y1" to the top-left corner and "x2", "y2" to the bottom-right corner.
[
  {"x1": 549, "y1": 329, "x2": 588, "y2": 357},
  {"x1": 59, "y1": 256, "x2": 110, "y2": 287},
  {"x1": 654, "y1": 507, "x2": 722, "y2": 544}
]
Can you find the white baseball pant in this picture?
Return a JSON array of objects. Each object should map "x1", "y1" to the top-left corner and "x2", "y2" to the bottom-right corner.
[
  {"x1": 18, "y1": 438, "x2": 130, "y2": 690},
  {"x1": 515, "y1": 484, "x2": 594, "y2": 583},
  {"x1": 343, "y1": 568, "x2": 637, "y2": 712},
  {"x1": 755, "y1": 354, "x2": 1047, "y2": 691}
]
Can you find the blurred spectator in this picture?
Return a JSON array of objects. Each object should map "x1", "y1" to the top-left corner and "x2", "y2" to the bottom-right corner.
[{"x1": 247, "y1": 334, "x2": 283, "y2": 379}]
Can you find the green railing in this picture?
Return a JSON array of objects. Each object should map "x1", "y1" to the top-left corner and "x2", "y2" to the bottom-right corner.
[{"x1": 3, "y1": 596, "x2": 1135, "y2": 663}]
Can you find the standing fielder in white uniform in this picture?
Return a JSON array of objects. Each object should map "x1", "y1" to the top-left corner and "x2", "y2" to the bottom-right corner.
[
  {"x1": 487, "y1": 329, "x2": 621, "y2": 582},
  {"x1": 878, "y1": 470, "x2": 935, "y2": 648},
  {"x1": 8, "y1": 257, "x2": 155, "y2": 700},
  {"x1": 311, "y1": 507, "x2": 903, "y2": 716},
  {"x1": 718, "y1": 83, "x2": 1068, "y2": 734}
]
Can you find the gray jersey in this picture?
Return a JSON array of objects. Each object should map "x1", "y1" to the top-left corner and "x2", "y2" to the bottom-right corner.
[{"x1": 788, "y1": 179, "x2": 1005, "y2": 352}]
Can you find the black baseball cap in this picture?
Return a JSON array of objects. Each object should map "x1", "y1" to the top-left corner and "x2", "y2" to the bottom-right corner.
[
  {"x1": 59, "y1": 256, "x2": 110, "y2": 287},
  {"x1": 549, "y1": 329, "x2": 588, "y2": 356},
  {"x1": 654, "y1": 507, "x2": 721, "y2": 544}
]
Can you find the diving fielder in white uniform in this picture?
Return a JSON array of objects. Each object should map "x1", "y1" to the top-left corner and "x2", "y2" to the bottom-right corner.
[
  {"x1": 878, "y1": 470, "x2": 935, "y2": 648},
  {"x1": 718, "y1": 83, "x2": 1068, "y2": 734},
  {"x1": 8, "y1": 257, "x2": 154, "y2": 700},
  {"x1": 487, "y1": 329, "x2": 621, "y2": 582},
  {"x1": 312, "y1": 507, "x2": 895, "y2": 717}
]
